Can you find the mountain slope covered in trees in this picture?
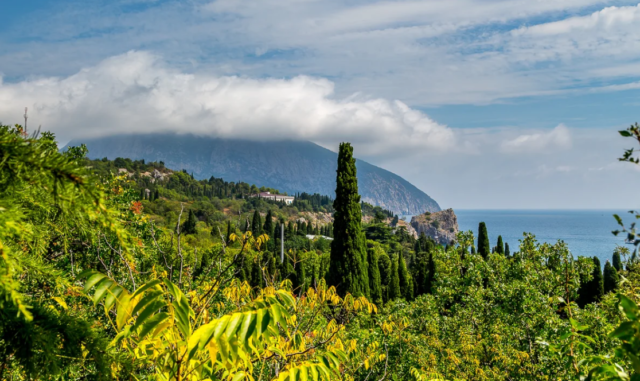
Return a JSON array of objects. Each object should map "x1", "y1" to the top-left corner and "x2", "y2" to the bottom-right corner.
[{"x1": 66, "y1": 134, "x2": 440, "y2": 214}]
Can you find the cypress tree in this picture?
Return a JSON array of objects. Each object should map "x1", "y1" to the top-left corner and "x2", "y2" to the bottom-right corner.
[
  {"x1": 286, "y1": 221, "x2": 293, "y2": 238},
  {"x1": 604, "y1": 261, "x2": 619, "y2": 294},
  {"x1": 367, "y1": 247, "x2": 383, "y2": 305},
  {"x1": 387, "y1": 254, "x2": 401, "y2": 300},
  {"x1": 238, "y1": 252, "x2": 252, "y2": 283},
  {"x1": 251, "y1": 255, "x2": 265, "y2": 288},
  {"x1": 154, "y1": 189, "x2": 160, "y2": 200},
  {"x1": 496, "y1": 235, "x2": 504, "y2": 255},
  {"x1": 225, "y1": 220, "x2": 233, "y2": 243},
  {"x1": 262, "y1": 250, "x2": 276, "y2": 283},
  {"x1": 579, "y1": 257, "x2": 604, "y2": 306},
  {"x1": 264, "y1": 210, "x2": 274, "y2": 238},
  {"x1": 251, "y1": 210, "x2": 262, "y2": 238},
  {"x1": 328, "y1": 143, "x2": 370, "y2": 298},
  {"x1": 296, "y1": 259, "x2": 307, "y2": 292},
  {"x1": 505, "y1": 243, "x2": 510, "y2": 257},
  {"x1": 398, "y1": 254, "x2": 413, "y2": 300},
  {"x1": 477, "y1": 222, "x2": 490, "y2": 259},
  {"x1": 470, "y1": 246, "x2": 476, "y2": 255},
  {"x1": 413, "y1": 251, "x2": 429, "y2": 296},
  {"x1": 592, "y1": 256, "x2": 604, "y2": 302},
  {"x1": 378, "y1": 253, "x2": 392, "y2": 302},
  {"x1": 426, "y1": 251, "x2": 435, "y2": 294},
  {"x1": 182, "y1": 210, "x2": 198, "y2": 235},
  {"x1": 612, "y1": 250, "x2": 623, "y2": 272}
]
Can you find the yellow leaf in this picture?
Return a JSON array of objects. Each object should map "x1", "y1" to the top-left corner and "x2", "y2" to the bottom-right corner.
[{"x1": 52, "y1": 296, "x2": 68, "y2": 310}]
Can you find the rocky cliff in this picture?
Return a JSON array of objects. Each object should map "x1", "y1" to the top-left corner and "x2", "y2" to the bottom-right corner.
[
  {"x1": 67, "y1": 134, "x2": 441, "y2": 214},
  {"x1": 411, "y1": 209, "x2": 459, "y2": 245}
]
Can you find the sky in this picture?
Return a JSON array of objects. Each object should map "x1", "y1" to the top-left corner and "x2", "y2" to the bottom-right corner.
[{"x1": 1, "y1": 0, "x2": 640, "y2": 209}]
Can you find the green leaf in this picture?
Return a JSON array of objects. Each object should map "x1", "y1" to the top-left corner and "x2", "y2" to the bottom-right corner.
[
  {"x1": 103, "y1": 286, "x2": 124, "y2": 310},
  {"x1": 133, "y1": 299, "x2": 165, "y2": 331},
  {"x1": 213, "y1": 315, "x2": 230, "y2": 340},
  {"x1": 131, "y1": 291, "x2": 161, "y2": 317},
  {"x1": 310, "y1": 365, "x2": 319, "y2": 381},
  {"x1": 620, "y1": 130, "x2": 633, "y2": 137},
  {"x1": 84, "y1": 272, "x2": 107, "y2": 293},
  {"x1": 611, "y1": 321, "x2": 636, "y2": 339},
  {"x1": 172, "y1": 298, "x2": 191, "y2": 337},
  {"x1": 239, "y1": 312, "x2": 257, "y2": 346},
  {"x1": 299, "y1": 365, "x2": 308, "y2": 381},
  {"x1": 92, "y1": 279, "x2": 115, "y2": 304},
  {"x1": 225, "y1": 312, "x2": 244, "y2": 339},
  {"x1": 231, "y1": 372, "x2": 246, "y2": 381},
  {"x1": 619, "y1": 294, "x2": 639, "y2": 320},
  {"x1": 138, "y1": 312, "x2": 169, "y2": 339},
  {"x1": 271, "y1": 304, "x2": 283, "y2": 326},
  {"x1": 257, "y1": 308, "x2": 271, "y2": 336},
  {"x1": 116, "y1": 293, "x2": 132, "y2": 330},
  {"x1": 132, "y1": 279, "x2": 162, "y2": 298}
]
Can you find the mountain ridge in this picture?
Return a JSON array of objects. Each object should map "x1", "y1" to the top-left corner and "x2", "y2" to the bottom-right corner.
[{"x1": 66, "y1": 134, "x2": 440, "y2": 214}]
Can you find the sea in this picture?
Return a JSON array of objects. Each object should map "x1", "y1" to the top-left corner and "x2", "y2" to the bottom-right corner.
[{"x1": 402, "y1": 210, "x2": 638, "y2": 265}]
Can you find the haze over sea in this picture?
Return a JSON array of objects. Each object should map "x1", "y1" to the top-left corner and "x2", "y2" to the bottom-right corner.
[{"x1": 405, "y1": 210, "x2": 637, "y2": 265}]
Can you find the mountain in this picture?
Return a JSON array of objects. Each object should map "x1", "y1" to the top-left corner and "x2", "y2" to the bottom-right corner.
[{"x1": 67, "y1": 134, "x2": 440, "y2": 214}]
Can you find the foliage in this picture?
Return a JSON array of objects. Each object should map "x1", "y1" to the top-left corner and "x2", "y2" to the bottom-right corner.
[
  {"x1": 604, "y1": 261, "x2": 620, "y2": 294},
  {"x1": 367, "y1": 245, "x2": 383, "y2": 306},
  {"x1": 477, "y1": 222, "x2": 491, "y2": 259},
  {"x1": 496, "y1": 235, "x2": 505, "y2": 255},
  {"x1": 579, "y1": 257, "x2": 605, "y2": 307},
  {"x1": 329, "y1": 143, "x2": 370, "y2": 298},
  {"x1": 5, "y1": 123, "x2": 640, "y2": 381}
]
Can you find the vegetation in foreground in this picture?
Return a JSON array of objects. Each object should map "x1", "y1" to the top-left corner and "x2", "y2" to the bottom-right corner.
[{"x1": 2, "y1": 122, "x2": 640, "y2": 380}]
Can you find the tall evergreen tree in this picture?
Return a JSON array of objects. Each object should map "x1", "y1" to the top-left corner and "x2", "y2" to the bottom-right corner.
[
  {"x1": 477, "y1": 222, "x2": 490, "y2": 259},
  {"x1": 328, "y1": 143, "x2": 370, "y2": 298},
  {"x1": 426, "y1": 252, "x2": 435, "y2": 295},
  {"x1": 154, "y1": 189, "x2": 160, "y2": 200},
  {"x1": 286, "y1": 221, "x2": 294, "y2": 238},
  {"x1": 505, "y1": 243, "x2": 510, "y2": 257},
  {"x1": 296, "y1": 258, "x2": 307, "y2": 292},
  {"x1": 263, "y1": 210, "x2": 274, "y2": 238},
  {"x1": 225, "y1": 220, "x2": 233, "y2": 243},
  {"x1": 413, "y1": 251, "x2": 429, "y2": 297},
  {"x1": 367, "y1": 247, "x2": 383, "y2": 305},
  {"x1": 398, "y1": 253, "x2": 413, "y2": 300},
  {"x1": 387, "y1": 254, "x2": 401, "y2": 300},
  {"x1": 578, "y1": 256, "x2": 604, "y2": 307},
  {"x1": 182, "y1": 209, "x2": 198, "y2": 235},
  {"x1": 378, "y1": 253, "x2": 392, "y2": 302},
  {"x1": 251, "y1": 210, "x2": 262, "y2": 238},
  {"x1": 612, "y1": 250, "x2": 623, "y2": 272},
  {"x1": 604, "y1": 260, "x2": 619, "y2": 294},
  {"x1": 251, "y1": 255, "x2": 265, "y2": 288},
  {"x1": 496, "y1": 235, "x2": 504, "y2": 255},
  {"x1": 261, "y1": 250, "x2": 276, "y2": 284}
]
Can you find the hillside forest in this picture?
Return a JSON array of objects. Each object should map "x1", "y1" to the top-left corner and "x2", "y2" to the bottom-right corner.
[{"x1": 3, "y1": 122, "x2": 640, "y2": 380}]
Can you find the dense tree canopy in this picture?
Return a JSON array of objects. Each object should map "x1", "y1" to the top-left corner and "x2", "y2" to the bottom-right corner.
[{"x1": 3, "y1": 122, "x2": 640, "y2": 381}]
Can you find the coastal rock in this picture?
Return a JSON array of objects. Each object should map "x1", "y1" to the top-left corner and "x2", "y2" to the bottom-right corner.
[{"x1": 411, "y1": 208, "x2": 459, "y2": 245}]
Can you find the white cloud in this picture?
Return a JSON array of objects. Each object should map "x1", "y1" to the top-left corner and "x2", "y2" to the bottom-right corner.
[
  {"x1": 0, "y1": 51, "x2": 455, "y2": 156},
  {"x1": 501, "y1": 124, "x2": 572, "y2": 153},
  {"x1": 2, "y1": 0, "x2": 637, "y2": 105},
  {"x1": 512, "y1": 4, "x2": 640, "y2": 37}
]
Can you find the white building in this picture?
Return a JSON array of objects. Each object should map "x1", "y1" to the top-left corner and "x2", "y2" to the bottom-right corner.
[{"x1": 250, "y1": 191, "x2": 295, "y2": 205}]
